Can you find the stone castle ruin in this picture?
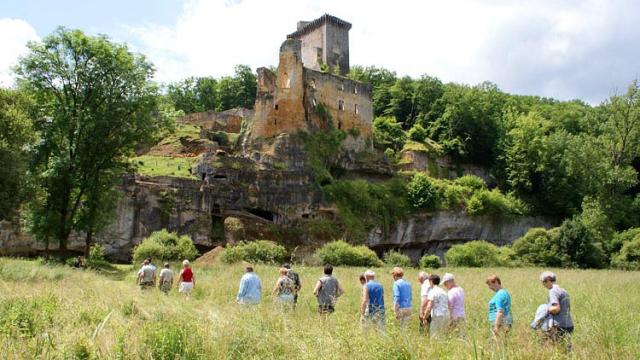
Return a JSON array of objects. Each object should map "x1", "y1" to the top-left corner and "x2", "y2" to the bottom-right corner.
[{"x1": 249, "y1": 14, "x2": 373, "y2": 151}]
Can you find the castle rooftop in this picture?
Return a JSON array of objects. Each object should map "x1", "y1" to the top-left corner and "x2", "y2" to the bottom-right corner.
[{"x1": 287, "y1": 14, "x2": 352, "y2": 39}]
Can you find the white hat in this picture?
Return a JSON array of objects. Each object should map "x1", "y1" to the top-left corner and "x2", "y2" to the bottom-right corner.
[
  {"x1": 539, "y1": 271, "x2": 556, "y2": 282},
  {"x1": 442, "y1": 273, "x2": 455, "y2": 283},
  {"x1": 364, "y1": 269, "x2": 375, "y2": 277}
]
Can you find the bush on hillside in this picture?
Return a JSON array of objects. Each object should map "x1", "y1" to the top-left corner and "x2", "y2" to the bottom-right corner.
[
  {"x1": 407, "y1": 172, "x2": 438, "y2": 210},
  {"x1": 512, "y1": 227, "x2": 565, "y2": 267},
  {"x1": 556, "y1": 217, "x2": 606, "y2": 268},
  {"x1": 608, "y1": 228, "x2": 640, "y2": 258},
  {"x1": 85, "y1": 244, "x2": 111, "y2": 269},
  {"x1": 444, "y1": 241, "x2": 504, "y2": 267},
  {"x1": 453, "y1": 175, "x2": 486, "y2": 191},
  {"x1": 419, "y1": 254, "x2": 441, "y2": 269},
  {"x1": 383, "y1": 250, "x2": 412, "y2": 267},
  {"x1": 466, "y1": 189, "x2": 526, "y2": 217},
  {"x1": 611, "y1": 233, "x2": 640, "y2": 270},
  {"x1": 132, "y1": 230, "x2": 197, "y2": 264},
  {"x1": 315, "y1": 240, "x2": 383, "y2": 267},
  {"x1": 219, "y1": 240, "x2": 287, "y2": 264}
]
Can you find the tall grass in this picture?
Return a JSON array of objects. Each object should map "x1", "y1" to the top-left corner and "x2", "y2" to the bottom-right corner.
[{"x1": 0, "y1": 258, "x2": 639, "y2": 359}]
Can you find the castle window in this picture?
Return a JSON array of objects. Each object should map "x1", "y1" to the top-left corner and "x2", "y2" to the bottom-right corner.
[
  {"x1": 275, "y1": 104, "x2": 279, "y2": 110},
  {"x1": 354, "y1": 86, "x2": 358, "y2": 94},
  {"x1": 312, "y1": 98, "x2": 317, "y2": 106},
  {"x1": 339, "y1": 83, "x2": 344, "y2": 91},
  {"x1": 338, "y1": 100, "x2": 344, "y2": 111},
  {"x1": 338, "y1": 121, "x2": 342, "y2": 130},
  {"x1": 354, "y1": 104, "x2": 359, "y2": 114},
  {"x1": 282, "y1": 73, "x2": 290, "y2": 89},
  {"x1": 316, "y1": 47, "x2": 323, "y2": 60},
  {"x1": 310, "y1": 79, "x2": 316, "y2": 89}
]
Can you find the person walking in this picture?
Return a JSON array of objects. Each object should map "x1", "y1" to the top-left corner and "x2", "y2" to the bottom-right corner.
[
  {"x1": 443, "y1": 272, "x2": 466, "y2": 334},
  {"x1": 486, "y1": 275, "x2": 513, "y2": 336},
  {"x1": 423, "y1": 274, "x2": 449, "y2": 338},
  {"x1": 273, "y1": 267, "x2": 295, "y2": 310},
  {"x1": 540, "y1": 271, "x2": 574, "y2": 350},
  {"x1": 361, "y1": 270, "x2": 385, "y2": 330},
  {"x1": 283, "y1": 263, "x2": 301, "y2": 308},
  {"x1": 313, "y1": 264, "x2": 344, "y2": 315},
  {"x1": 391, "y1": 267, "x2": 412, "y2": 327},
  {"x1": 177, "y1": 260, "x2": 195, "y2": 297},
  {"x1": 418, "y1": 271, "x2": 431, "y2": 333},
  {"x1": 136, "y1": 259, "x2": 156, "y2": 290},
  {"x1": 359, "y1": 273, "x2": 368, "y2": 320},
  {"x1": 158, "y1": 262, "x2": 174, "y2": 294},
  {"x1": 237, "y1": 266, "x2": 262, "y2": 305}
]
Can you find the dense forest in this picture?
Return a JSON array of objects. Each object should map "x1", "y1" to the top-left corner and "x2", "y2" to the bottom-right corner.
[{"x1": 1, "y1": 29, "x2": 638, "y2": 269}]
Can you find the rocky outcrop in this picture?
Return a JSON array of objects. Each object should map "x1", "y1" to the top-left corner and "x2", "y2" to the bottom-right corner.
[{"x1": 367, "y1": 211, "x2": 553, "y2": 261}]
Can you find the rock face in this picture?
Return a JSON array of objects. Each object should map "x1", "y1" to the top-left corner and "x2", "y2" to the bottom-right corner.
[{"x1": 367, "y1": 211, "x2": 553, "y2": 262}]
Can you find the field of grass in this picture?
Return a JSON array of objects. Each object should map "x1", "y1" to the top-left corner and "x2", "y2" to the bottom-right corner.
[
  {"x1": 131, "y1": 155, "x2": 199, "y2": 179},
  {"x1": 0, "y1": 258, "x2": 639, "y2": 359}
]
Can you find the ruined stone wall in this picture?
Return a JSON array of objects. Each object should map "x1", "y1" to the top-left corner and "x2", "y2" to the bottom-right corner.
[
  {"x1": 304, "y1": 68, "x2": 372, "y2": 139},
  {"x1": 249, "y1": 39, "x2": 306, "y2": 140},
  {"x1": 180, "y1": 109, "x2": 247, "y2": 133}
]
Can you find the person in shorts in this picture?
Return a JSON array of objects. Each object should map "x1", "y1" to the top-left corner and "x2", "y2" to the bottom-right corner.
[
  {"x1": 136, "y1": 259, "x2": 156, "y2": 290},
  {"x1": 178, "y1": 260, "x2": 195, "y2": 297},
  {"x1": 158, "y1": 262, "x2": 174, "y2": 294},
  {"x1": 313, "y1": 264, "x2": 344, "y2": 315}
]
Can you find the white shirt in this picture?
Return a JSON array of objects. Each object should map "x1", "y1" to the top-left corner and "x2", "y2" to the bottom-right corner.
[
  {"x1": 427, "y1": 286, "x2": 449, "y2": 317},
  {"x1": 420, "y1": 282, "x2": 432, "y2": 298}
]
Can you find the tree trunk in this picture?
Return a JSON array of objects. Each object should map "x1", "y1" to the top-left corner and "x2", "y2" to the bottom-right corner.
[{"x1": 84, "y1": 230, "x2": 93, "y2": 257}]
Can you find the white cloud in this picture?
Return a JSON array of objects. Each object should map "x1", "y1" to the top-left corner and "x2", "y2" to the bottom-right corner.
[
  {"x1": 123, "y1": 0, "x2": 640, "y2": 103},
  {"x1": 0, "y1": 18, "x2": 39, "y2": 87}
]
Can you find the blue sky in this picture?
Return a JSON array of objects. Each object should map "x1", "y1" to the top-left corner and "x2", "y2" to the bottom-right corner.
[{"x1": 2, "y1": 0, "x2": 640, "y2": 104}]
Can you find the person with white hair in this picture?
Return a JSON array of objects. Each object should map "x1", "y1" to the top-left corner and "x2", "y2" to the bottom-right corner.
[
  {"x1": 539, "y1": 271, "x2": 574, "y2": 350},
  {"x1": 443, "y1": 272, "x2": 466, "y2": 334},
  {"x1": 177, "y1": 259, "x2": 195, "y2": 296},
  {"x1": 136, "y1": 258, "x2": 156, "y2": 290},
  {"x1": 361, "y1": 269, "x2": 385, "y2": 330}
]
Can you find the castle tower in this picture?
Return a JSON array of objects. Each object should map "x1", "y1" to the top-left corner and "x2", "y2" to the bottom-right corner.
[{"x1": 287, "y1": 14, "x2": 351, "y2": 76}]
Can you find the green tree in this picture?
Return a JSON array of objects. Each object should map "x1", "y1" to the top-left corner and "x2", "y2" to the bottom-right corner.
[
  {"x1": 372, "y1": 116, "x2": 406, "y2": 151},
  {"x1": 166, "y1": 77, "x2": 203, "y2": 114},
  {"x1": 16, "y1": 28, "x2": 170, "y2": 251},
  {"x1": 0, "y1": 88, "x2": 35, "y2": 220},
  {"x1": 407, "y1": 172, "x2": 438, "y2": 210},
  {"x1": 385, "y1": 76, "x2": 415, "y2": 128}
]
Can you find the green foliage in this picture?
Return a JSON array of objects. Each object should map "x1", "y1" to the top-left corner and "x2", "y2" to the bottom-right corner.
[
  {"x1": 323, "y1": 178, "x2": 410, "y2": 240},
  {"x1": 0, "y1": 295, "x2": 57, "y2": 338},
  {"x1": 85, "y1": 244, "x2": 111, "y2": 269},
  {"x1": 419, "y1": 254, "x2": 441, "y2": 269},
  {"x1": 512, "y1": 228, "x2": 565, "y2": 267},
  {"x1": 556, "y1": 217, "x2": 606, "y2": 268},
  {"x1": 383, "y1": 250, "x2": 412, "y2": 267},
  {"x1": 301, "y1": 130, "x2": 346, "y2": 185},
  {"x1": 17, "y1": 27, "x2": 171, "y2": 250},
  {"x1": 314, "y1": 240, "x2": 383, "y2": 267},
  {"x1": 0, "y1": 88, "x2": 35, "y2": 220},
  {"x1": 141, "y1": 317, "x2": 205, "y2": 359},
  {"x1": 407, "y1": 172, "x2": 438, "y2": 210},
  {"x1": 445, "y1": 241, "x2": 505, "y2": 267},
  {"x1": 132, "y1": 155, "x2": 197, "y2": 178},
  {"x1": 453, "y1": 175, "x2": 487, "y2": 191},
  {"x1": 132, "y1": 230, "x2": 197, "y2": 264},
  {"x1": 219, "y1": 240, "x2": 287, "y2": 264},
  {"x1": 609, "y1": 228, "x2": 640, "y2": 259},
  {"x1": 407, "y1": 124, "x2": 428, "y2": 142},
  {"x1": 466, "y1": 189, "x2": 527, "y2": 217},
  {"x1": 373, "y1": 116, "x2": 406, "y2": 151},
  {"x1": 611, "y1": 233, "x2": 640, "y2": 270}
]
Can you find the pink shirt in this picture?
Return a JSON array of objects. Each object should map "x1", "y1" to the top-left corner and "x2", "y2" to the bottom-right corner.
[{"x1": 448, "y1": 286, "x2": 465, "y2": 319}]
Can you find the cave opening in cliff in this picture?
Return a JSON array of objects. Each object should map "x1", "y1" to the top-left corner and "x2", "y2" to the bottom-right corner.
[{"x1": 246, "y1": 208, "x2": 275, "y2": 222}]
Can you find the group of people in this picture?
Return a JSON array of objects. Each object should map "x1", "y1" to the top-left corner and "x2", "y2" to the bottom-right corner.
[
  {"x1": 136, "y1": 258, "x2": 196, "y2": 296},
  {"x1": 137, "y1": 260, "x2": 574, "y2": 348}
]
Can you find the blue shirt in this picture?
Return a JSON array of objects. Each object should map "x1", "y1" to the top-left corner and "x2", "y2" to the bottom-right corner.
[
  {"x1": 237, "y1": 272, "x2": 262, "y2": 304},
  {"x1": 393, "y1": 278, "x2": 412, "y2": 309},
  {"x1": 488, "y1": 288, "x2": 512, "y2": 325},
  {"x1": 366, "y1": 280, "x2": 385, "y2": 315}
]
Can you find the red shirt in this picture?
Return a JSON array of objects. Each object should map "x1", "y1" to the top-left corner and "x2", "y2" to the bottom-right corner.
[{"x1": 181, "y1": 268, "x2": 193, "y2": 282}]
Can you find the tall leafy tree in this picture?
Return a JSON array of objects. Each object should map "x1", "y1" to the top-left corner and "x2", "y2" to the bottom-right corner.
[{"x1": 16, "y1": 28, "x2": 170, "y2": 252}]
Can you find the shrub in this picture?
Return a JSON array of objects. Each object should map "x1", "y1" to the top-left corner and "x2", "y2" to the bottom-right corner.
[
  {"x1": 556, "y1": 217, "x2": 606, "y2": 268},
  {"x1": 611, "y1": 233, "x2": 640, "y2": 270},
  {"x1": 407, "y1": 172, "x2": 438, "y2": 210},
  {"x1": 419, "y1": 254, "x2": 441, "y2": 269},
  {"x1": 608, "y1": 228, "x2": 640, "y2": 258},
  {"x1": 132, "y1": 230, "x2": 197, "y2": 264},
  {"x1": 383, "y1": 250, "x2": 412, "y2": 267},
  {"x1": 314, "y1": 240, "x2": 383, "y2": 267},
  {"x1": 512, "y1": 227, "x2": 565, "y2": 267},
  {"x1": 453, "y1": 175, "x2": 486, "y2": 191},
  {"x1": 141, "y1": 318, "x2": 205, "y2": 359},
  {"x1": 445, "y1": 241, "x2": 504, "y2": 267},
  {"x1": 407, "y1": 124, "x2": 428, "y2": 142},
  {"x1": 220, "y1": 240, "x2": 287, "y2": 264},
  {"x1": 431, "y1": 179, "x2": 469, "y2": 210},
  {"x1": 85, "y1": 244, "x2": 111, "y2": 269},
  {"x1": 466, "y1": 189, "x2": 526, "y2": 217}
]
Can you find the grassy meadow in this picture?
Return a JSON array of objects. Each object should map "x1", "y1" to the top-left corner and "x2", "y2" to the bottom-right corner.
[{"x1": 0, "y1": 258, "x2": 639, "y2": 359}]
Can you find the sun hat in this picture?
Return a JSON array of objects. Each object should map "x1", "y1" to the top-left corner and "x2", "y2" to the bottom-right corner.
[{"x1": 442, "y1": 273, "x2": 455, "y2": 283}]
